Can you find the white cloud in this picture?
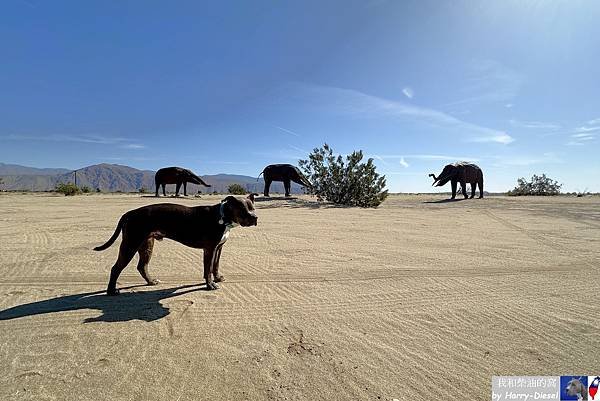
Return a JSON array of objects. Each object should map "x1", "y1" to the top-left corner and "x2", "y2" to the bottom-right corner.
[
  {"x1": 568, "y1": 130, "x2": 597, "y2": 146},
  {"x1": 587, "y1": 118, "x2": 600, "y2": 125},
  {"x1": 573, "y1": 126, "x2": 600, "y2": 133},
  {"x1": 509, "y1": 119, "x2": 561, "y2": 130},
  {"x1": 505, "y1": 103, "x2": 513, "y2": 108},
  {"x1": 468, "y1": 133, "x2": 515, "y2": 144},
  {"x1": 374, "y1": 154, "x2": 480, "y2": 162},
  {"x1": 399, "y1": 157, "x2": 409, "y2": 168},
  {"x1": 283, "y1": 82, "x2": 511, "y2": 144},
  {"x1": 121, "y1": 143, "x2": 145, "y2": 149},
  {"x1": 402, "y1": 87, "x2": 414, "y2": 99}
]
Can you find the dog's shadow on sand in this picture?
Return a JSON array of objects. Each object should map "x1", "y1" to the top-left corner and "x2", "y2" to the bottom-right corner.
[{"x1": 0, "y1": 284, "x2": 203, "y2": 323}]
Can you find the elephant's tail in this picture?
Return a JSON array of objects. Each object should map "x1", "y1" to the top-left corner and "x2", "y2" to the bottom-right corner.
[
  {"x1": 257, "y1": 170, "x2": 264, "y2": 181},
  {"x1": 93, "y1": 215, "x2": 125, "y2": 251}
]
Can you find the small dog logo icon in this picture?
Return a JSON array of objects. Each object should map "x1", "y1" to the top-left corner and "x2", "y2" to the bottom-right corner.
[{"x1": 561, "y1": 376, "x2": 588, "y2": 401}]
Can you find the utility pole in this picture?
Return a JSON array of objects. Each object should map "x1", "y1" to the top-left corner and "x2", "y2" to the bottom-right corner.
[{"x1": 73, "y1": 170, "x2": 78, "y2": 186}]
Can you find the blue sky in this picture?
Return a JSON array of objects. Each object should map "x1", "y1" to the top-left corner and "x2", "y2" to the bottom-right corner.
[{"x1": 1, "y1": 0, "x2": 599, "y2": 192}]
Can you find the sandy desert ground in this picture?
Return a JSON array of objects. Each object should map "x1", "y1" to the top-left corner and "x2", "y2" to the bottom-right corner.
[{"x1": 0, "y1": 192, "x2": 599, "y2": 401}]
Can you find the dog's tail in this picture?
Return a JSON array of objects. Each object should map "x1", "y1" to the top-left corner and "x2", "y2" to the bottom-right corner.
[{"x1": 93, "y1": 215, "x2": 125, "y2": 251}]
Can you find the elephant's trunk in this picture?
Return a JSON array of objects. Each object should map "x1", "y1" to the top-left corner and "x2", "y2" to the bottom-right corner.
[{"x1": 428, "y1": 173, "x2": 438, "y2": 186}]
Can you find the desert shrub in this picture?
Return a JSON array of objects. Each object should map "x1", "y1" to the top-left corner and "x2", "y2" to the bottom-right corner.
[
  {"x1": 81, "y1": 186, "x2": 91, "y2": 193},
  {"x1": 507, "y1": 174, "x2": 562, "y2": 196},
  {"x1": 55, "y1": 183, "x2": 81, "y2": 196},
  {"x1": 139, "y1": 187, "x2": 149, "y2": 194},
  {"x1": 299, "y1": 143, "x2": 388, "y2": 207},
  {"x1": 228, "y1": 183, "x2": 247, "y2": 195},
  {"x1": 96, "y1": 187, "x2": 101, "y2": 193}
]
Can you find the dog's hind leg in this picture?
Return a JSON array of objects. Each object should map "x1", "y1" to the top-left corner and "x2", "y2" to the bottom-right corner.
[
  {"x1": 137, "y1": 238, "x2": 160, "y2": 286},
  {"x1": 106, "y1": 238, "x2": 141, "y2": 296},
  {"x1": 212, "y1": 245, "x2": 224, "y2": 283}
]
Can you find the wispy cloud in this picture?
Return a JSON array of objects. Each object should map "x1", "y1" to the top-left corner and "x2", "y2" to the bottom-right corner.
[
  {"x1": 573, "y1": 126, "x2": 600, "y2": 133},
  {"x1": 372, "y1": 154, "x2": 389, "y2": 167},
  {"x1": 399, "y1": 157, "x2": 409, "y2": 168},
  {"x1": 402, "y1": 87, "x2": 414, "y2": 99},
  {"x1": 273, "y1": 125, "x2": 301, "y2": 137},
  {"x1": 587, "y1": 118, "x2": 600, "y2": 125},
  {"x1": 2, "y1": 133, "x2": 132, "y2": 145},
  {"x1": 492, "y1": 152, "x2": 562, "y2": 167},
  {"x1": 505, "y1": 103, "x2": 514, "y2": 108},
  {"x1": 567, "y1": 129, "x2": 598, "y2": 146},
  {"x1": 121, "y1": 143, "x2": 145, "y2": 149},
  {"x1": 468, "y1": 133, "x2": 515, "y2": 144},
  {"x1": 509, "y1": 119, "x2": 561, "y2": 130},
  {"x1": 372, "y1": 154, "x2": 480, "y2": 162},
  {"x1": 2, "y1": 133, "x2": 147, "y2": 150},
  {"x1": 444, "y1": 60, "x2": 524, "y2": 107},
  {"x1": 284, "y1": 82, "x2": 512, "y2": 144}
]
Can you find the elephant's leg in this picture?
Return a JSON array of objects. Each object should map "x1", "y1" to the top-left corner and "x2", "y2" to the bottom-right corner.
[
  {"x1": 264, "y1": 179, "x2": 272, "y2": 197},
  {"x1": 450, "y1": 180, "x2": 457, "y2": 199},
  {"x1": 461, "y1": 180, "x2": 468, "y2": 199},
  {"x1": 284, "y1": 179, "x2": 291, "y2": 197},
  {"x1": 155, "y1": 184, "x2": 159, "y2": 197},
  {"x1": 183, "y1": 182, "x2": 188, "y2": 196},
  {"x1": 478, "y1": 179, "x2": 484, "y2": 198},
  {"x1": 470, "y1": 182, "x2": 476, "y2": 199},
  {"x1": 137, "y1": 238, "x2": 160, "y2": 285},
  {"x1": 203, "y1": 246, "x2": 219, "y2": 290},
  {"x1": 162, "y1": 184, "x2": 166, "y2": 196},
  {"x1": 175, "y1": 182, "x2": 182, "y2": 197},
  {"x1": 213, "y1": 245, "x2": 224, "y2": 282}
]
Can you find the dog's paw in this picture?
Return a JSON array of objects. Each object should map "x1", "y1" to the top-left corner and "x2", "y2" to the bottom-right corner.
[
  {"x1": 206, "y1": 282, "x2": 220, "y2": 291},
  {"x1": 106, "y1": 288, "x2": 120, "y2": 296},
  {"x1": 214, "y1": 275, "x2": 225, "y2": 283}
]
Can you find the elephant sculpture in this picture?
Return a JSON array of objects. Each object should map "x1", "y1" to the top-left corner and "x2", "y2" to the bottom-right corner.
[
  {"x1": 429, "y1": 162, "x2": 484, "y2": 199},
  {"x1": 154, "y1": 166, "x2": 211, "y2": 197},
  {"x1": 258, "y1": 164, "x2": 312, "y2": 197}
]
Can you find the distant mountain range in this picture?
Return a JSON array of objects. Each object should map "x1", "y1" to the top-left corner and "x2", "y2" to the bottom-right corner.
[{"x1": 0, "y1": 163, "x2": 303, "y2": 194}]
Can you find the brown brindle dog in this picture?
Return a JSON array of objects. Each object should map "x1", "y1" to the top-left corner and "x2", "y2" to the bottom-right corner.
[{"x1": 94, "y1": 194, "x2": 258, "y2": 295}]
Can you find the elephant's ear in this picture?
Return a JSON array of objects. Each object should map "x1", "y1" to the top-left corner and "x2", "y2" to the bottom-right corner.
[{"x1": 247, "y1": 193, "x2": 258, "y2": 203}]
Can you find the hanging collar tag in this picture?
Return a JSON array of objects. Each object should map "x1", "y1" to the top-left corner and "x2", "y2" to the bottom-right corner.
[{"x1": 218, "y1": 201, "x2": 226, "y2": 225}]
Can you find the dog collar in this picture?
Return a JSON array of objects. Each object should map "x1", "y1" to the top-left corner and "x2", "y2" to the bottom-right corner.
[{"x1": 218, "y1": 202, "x2": 238, "y2": 229}]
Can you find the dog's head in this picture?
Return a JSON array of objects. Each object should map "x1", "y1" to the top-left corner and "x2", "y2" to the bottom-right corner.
[
  {"x1": 221, "y1": 194, "x2": 258, "y2": 227},
  {"x1": 565, "y1": 378, "x2": 587, "y2": 398}
]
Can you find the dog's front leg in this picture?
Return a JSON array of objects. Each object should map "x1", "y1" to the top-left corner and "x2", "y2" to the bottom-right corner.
[
  {"x1": 213, "y1": 245, "x2": 224, "y2": 283},
  {"x1": 203, "y1": 246, "x2": 219, "y2": 290}
]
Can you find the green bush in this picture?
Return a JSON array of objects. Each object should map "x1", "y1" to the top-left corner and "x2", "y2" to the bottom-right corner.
[
  {"x1": 299, "y1": 143, "x2": 388, "y2": 207},
  {"x1": 81, "y1": 186, "x2": 91, "y2": 193},
  {"x1": 55, "y1": 183, "x2": 81, "y2": 196},
  {"x1": 228, "y1": 183, "x2": 247, "y2": 195},
  {"x1": 507, "y1": 174, "x2": 562, "y2": 196}
]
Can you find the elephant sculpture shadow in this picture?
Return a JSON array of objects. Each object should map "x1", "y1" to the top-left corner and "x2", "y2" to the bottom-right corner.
[
  {"x1": 0, "y1": 284, "x2": 203, "y2": 323},
  {"x1": 423, "y1": 198, "x2": 468, "y2": 204},
  {"x1": 254, "y1": 196, "x2": 351, "y2": 210}
]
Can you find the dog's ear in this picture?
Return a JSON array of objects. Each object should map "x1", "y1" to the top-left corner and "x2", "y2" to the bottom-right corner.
[
  {"x1": 247, "y1": 193, "x2": 258, "y2": 203},
  {"x1": 221, "y1": 195, "x2": 236, "y2": 204}
]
